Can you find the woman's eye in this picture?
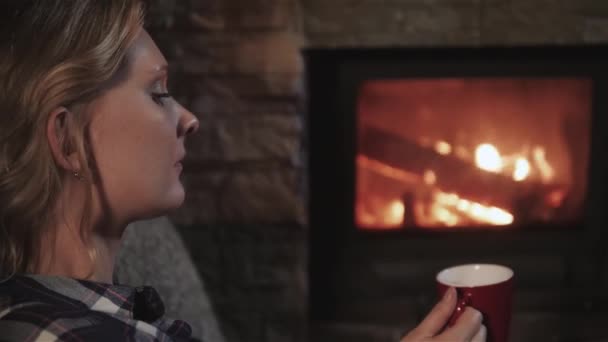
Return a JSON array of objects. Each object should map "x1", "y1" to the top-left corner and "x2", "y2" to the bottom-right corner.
[{"x1": 151, "y1": 92, "x2": 172, "y2": 106}]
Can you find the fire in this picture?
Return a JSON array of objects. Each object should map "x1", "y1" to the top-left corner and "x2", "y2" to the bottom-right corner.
[
  {"x1": 387, "y1": 200, "x2": 405, "y2": 224},
  {"x1": 435, "y1": 192, "x2": 513, "y2": 226},
  {"x1": 475, "y1": 144, "x2": 503, "y2": 173},
  {"x1": 513, "y1": 157, "x2": 530, "y2": 182},
  {"x1": 474, "y1": 143, "x2": 537, "y2": 182},
  {"x1": 423, "y1": 169, "x2": 437, "y2": 185},
  {"x1": 532, "y1": 147, "x2": 554, "y2": 183},
  {"x1": 356, "y1": 140, "x2": 555, "y2": 229},
  {"x1": 357, "y1": 197, "x2": 405, "y2": 229},
  {"x1": 434, "y1": 140, "x2": 452, "y2": 155}
]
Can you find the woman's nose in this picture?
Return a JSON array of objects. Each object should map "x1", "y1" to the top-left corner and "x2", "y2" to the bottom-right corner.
[{"x1": 177, "y1": 105, "x2": 199, "y2": 137}]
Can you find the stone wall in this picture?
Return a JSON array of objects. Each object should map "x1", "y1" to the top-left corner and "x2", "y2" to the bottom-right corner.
[
  {"x1": 145, "y1": 1, "x2": 307, "y2": 342},
  {"x1": 144, "y1": 0, "x2": 608, "y2": 342},
  {"x1": 302, "y1": 0, "x2": 608, "y2": 46}
]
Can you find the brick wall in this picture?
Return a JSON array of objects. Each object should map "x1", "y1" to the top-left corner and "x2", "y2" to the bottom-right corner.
[
  {"x1": 302, "y1": 0, "x2": 608, "y2": 46},
  {"x1": 146, "y1": 1, "x2": 306, "y2": 342}
]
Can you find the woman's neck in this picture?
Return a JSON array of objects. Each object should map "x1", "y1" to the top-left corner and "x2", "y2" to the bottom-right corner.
[
  {"x1": 37, "y1": 181, "x2": 125, "y2": 283},
  {"x1": 38, "y1": 221, "x2": 125, "y2": 283}
]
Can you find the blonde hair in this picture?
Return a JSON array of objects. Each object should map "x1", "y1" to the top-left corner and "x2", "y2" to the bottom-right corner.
[{"x1": 0, "y1": 0, "x2": 144, "y2": 278}]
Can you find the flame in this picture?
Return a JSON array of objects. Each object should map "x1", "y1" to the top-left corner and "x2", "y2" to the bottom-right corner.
[
  {"x1": 431, "y1": 205, "x2": 459, "y2": 227},
  {"x1": 532, "y1": 146, "x2": 555, "y2": 183},
  {"x1": 546, "y1": 189, "x2": 566, "y2": 208},
  {"x1": 475, "y1": 144, "x2": 503, "y2": 173},
  {"x1": 357, "y1": 198, "x2": 405, "y2": 229},
  {"x1": 434, "y1": 141, "x2": 452, "y2": 155},
  {"x1": 513, "y1": 157, "x2": 531, "y2": 182},
  {"x1": 423, "y1": 170, "x2": 437, "y2": 185},
  {"x1": 435, "y1": 192, "x2": 513, "y2": 226},
  {"x1": 357, "y1": 137, "x2": 556, "y2": 229},
  {"x1": 387, "y1": 200, "x2": 405, "y2": 225},
  {"x1": 457, "y1": 199, "x2": 471, "y2": 211},
  {"x1": 474, "y1": 144, "x2": 538, "y2": 182}
]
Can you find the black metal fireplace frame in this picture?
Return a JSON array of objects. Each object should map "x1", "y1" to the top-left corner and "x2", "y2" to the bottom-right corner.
[{"x1": 305, "y1": 45, "x2": 608, "y2": 321}]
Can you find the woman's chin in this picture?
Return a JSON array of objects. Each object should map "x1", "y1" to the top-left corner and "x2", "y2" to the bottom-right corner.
[
  {"x1": 131, "y1": 185, "x2": 186, "y2": 220},
  {"x1": 166, "y1": 185, "x2": 186, "y2": 209}
]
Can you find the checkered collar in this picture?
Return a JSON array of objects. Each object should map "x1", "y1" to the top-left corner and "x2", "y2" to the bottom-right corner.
[{"x1": 21, "y1": 274, "x2": 165, "y2": 323}]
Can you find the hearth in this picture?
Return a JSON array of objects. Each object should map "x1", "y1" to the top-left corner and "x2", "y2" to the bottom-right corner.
[{"x1": 306, "y1": 46, "x2": 608, "y2": 341}]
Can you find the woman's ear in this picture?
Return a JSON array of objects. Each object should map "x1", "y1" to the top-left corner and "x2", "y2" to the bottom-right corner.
[{"x1": 46, "y1": 107, "x2": 81, "y2": 172}]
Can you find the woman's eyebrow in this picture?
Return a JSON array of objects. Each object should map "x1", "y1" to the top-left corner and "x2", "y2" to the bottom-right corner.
[{"x1": 147, "y1": 64, "x2": 169, "y2": 84}]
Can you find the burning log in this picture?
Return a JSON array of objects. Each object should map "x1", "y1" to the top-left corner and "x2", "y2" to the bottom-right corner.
[{"x1": 359, "y1": 125, "x2": 558, "y2": 211}]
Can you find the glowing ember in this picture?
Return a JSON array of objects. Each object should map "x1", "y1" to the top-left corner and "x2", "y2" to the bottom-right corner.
[
  {"x1": 532, "y1": 146, "x2": 555, "y2": 183},
  {"x1": 357, "y1": 136, "x2": 556, "y2": 229},
  {"x1": 434, "y1": 141, "x2": 452, "y2": 155},
  {"x1": 423, "y1": 170, "x2": 437, "y2": 185},
  {"x1": 513, "y1": 157, "x2": 531, "y2": 182},
  {"x1": 387, "y1": 200, "x2": 405, "y2": 225},
  {"x1": 356, "y1": 198, "x2": 405, "y2": 229},
  {"x1": 435, "y1": 192, "x2": 514, "y2": 226},
  {"x1": 457, "y1": 199, "x2": 471, "y2": 211},
  {"x1": 475, "y1": 144, "x2": 503, "y2": 173},
  {"x1": 432, "y1": 205, "x2": 459, "y2": 226},
  {"x1": 474, "y1": 144, "x2": 536, "y2": 182},
  {"x1": 546, "y1": 189, "x2": 567, "y2": 208}
]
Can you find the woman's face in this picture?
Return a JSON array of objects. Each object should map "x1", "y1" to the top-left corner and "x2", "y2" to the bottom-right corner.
[{"x1": 87, "y1": 29, "x2": 198, "y2": 223}]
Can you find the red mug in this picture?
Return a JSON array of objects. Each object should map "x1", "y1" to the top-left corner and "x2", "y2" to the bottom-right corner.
[{"x1": 436, "y1": 264, "x2": 514, "y2": 342}]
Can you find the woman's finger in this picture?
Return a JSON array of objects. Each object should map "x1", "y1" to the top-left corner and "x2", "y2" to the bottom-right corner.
[
  {"x1": 438, "y1": 307, "x2": 483, "y2": 341},
  {"x1": 471, "y1": 324, "x2": 487, "y2": 342},
  {"x1": 402, "y1": 287, "x2": 457, "y2": 340}
]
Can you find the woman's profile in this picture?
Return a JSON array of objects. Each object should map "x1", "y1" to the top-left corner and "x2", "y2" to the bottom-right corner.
[{"x1": 0, "y1": 1, "x2": 484, "y2": 341}]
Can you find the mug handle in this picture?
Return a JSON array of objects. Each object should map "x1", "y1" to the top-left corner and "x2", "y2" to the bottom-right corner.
[{"x1": 448, "y1": 290, "x2": 473, "y2": 326}]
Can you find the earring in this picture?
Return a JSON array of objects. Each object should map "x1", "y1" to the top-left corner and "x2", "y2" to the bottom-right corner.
[{"x1": 73, "y1": 171, "x2": 84, "y2": 181}]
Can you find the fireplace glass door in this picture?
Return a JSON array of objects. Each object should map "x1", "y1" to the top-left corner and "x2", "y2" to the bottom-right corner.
[{"x1": 355, "y1": 78, "x2": 591, "y2": 230}]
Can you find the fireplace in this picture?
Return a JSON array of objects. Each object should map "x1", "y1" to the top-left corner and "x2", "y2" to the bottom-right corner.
[
  {"x1": 356, "y1": 77, "x2": 590, "y2": 230},
  {"x1": 306, "y1": 46, "x2": 608, "y2": 341}
]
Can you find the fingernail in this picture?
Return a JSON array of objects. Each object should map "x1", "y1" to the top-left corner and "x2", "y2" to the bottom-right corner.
[{"x1": 467, "y1": 308, "x2": 483, "y2": 323}]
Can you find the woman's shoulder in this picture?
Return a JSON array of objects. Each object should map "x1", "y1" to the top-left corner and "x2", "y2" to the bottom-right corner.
[
  {"x1": 0, "y1": 304, "x2": 137, "y2": 342},
  {"x1": 0, "y1": 275, "x2": 200, "y2": 341},
  {"x1": 0, "y1": 303, "x2": 200, "y2": 342},
  {"x1": 0, "y1": 277, "x2": 133, "y2": 342}
]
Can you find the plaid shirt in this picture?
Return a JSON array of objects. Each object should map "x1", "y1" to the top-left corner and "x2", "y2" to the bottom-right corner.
[{"x1": 0, "y1": 274, "x2": 201, "y2": 341}]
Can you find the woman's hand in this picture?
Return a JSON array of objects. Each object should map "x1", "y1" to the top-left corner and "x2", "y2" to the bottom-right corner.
[{"x1": 401, "y1": 288, "x2": 486, "y2": 342}]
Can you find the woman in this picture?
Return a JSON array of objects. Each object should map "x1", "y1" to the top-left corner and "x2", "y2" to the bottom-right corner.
[{"x1": 0, "y1": 1, "x2": 484, "y2": 341}]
